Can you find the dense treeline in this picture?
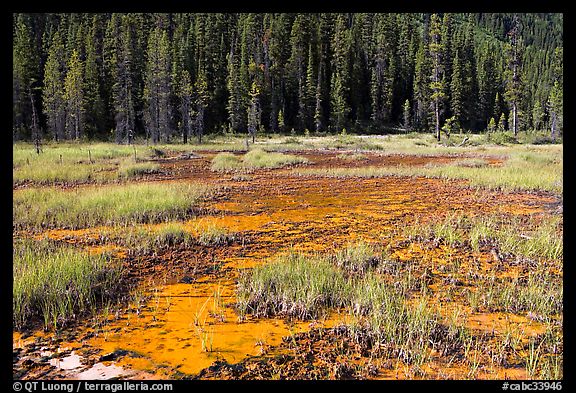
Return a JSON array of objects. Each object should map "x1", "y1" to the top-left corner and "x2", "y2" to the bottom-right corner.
[{"x1": 12, "y1": 13, "x2": 563, "y2": 143}]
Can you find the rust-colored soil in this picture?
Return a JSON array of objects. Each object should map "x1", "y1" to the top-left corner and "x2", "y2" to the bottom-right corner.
[{"x1": 13, "y1": 149, "x2": 561, "y2": 380}]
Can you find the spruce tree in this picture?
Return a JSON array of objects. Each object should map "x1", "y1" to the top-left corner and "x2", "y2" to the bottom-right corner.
[
  {"x1": 178, "y1": 69, "x2": 193, "y2": 144},
  {"x1": 548, "y1": 46, "x2": 563, "y2": 138},
  {"x1": 64, "y1": 49, "x2": 85, "y2": 140},
  {"x1": 144, "y1": 26, "x2": 172, "y2": 143},
  {"x1": 504, "y1": 14, "x2": 523, "y2": 138},
  {"x1": 247, "y1": 81, "x2": 261, "y2": 143},
  {"x1": 42, "y1": 30, "x2": 66, "y2": 141},
  {"x1": 450, "y1": 50, "x2": 464, "y2": 130},
  {"x1": 194, "y1": 70, "x2": 209, "y2": 143},
  {"x1": 429, "y1": 14, "x2": 446, "y2": 141}
]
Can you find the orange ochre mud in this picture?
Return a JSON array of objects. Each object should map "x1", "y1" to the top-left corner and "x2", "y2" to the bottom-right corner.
[{"x1": 13, "y1": 150, "x2": 561, "y2": 380}]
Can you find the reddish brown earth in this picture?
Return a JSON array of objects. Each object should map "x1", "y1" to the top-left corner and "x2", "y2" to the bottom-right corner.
[{"x1": 13, "y1": 149, "x2": 561, "y2": 380}]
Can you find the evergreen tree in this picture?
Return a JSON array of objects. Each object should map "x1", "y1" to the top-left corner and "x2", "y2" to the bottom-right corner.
[
  {"x1": 247, "y1": 81, "x2": 261, "y2": 143},
  {"x1": 330, "y1": 15, "x2": 351, "y2": 132},
  {"x1": 42, "y1": 30, "x2": 66, "y2": 141},
  {"x1": 450, "y1": 50, "x2": 464, "y2": 130},
  {"x1": 413, "y1": 41, "x2": 430, "y2": 131},
  {"x1": 403, "y1": 99, "x2": 411, "y2": 130},
  {"x1": 504, "y1": 14, "x2": 523, "y2": 138},
  {"x1": 429, "y1": 14, "x2": 446, "y2": 141},
  {"x1": 370, "y1": 14, "x2": 395, "y2": 126},
  {"x1": 178, "y1": 69, "x2": 193, "y2": 144},
  {"x1": 487, "y1": 116, "x2": 496, "y2": 133},
  {"x1": 497, "y1": 112, "x2": 507, "y2": 132},
  {"x1": 64, "y1": 49, "x2": 85, "y2": 140},
  {"x1": 111, "y1": 16, "x2": 136, "y2": 144},
  {"x1": 531, "y1": 100, "x2": 545, "y2": 131},
  {"x1": 194, "y1": 70, "x2": 209, "y2": 143},
  {"x1": 84, "y1": 15, "x2": 106, "y2": 138},
  {"x1": 227, "y1": 42, "x2": 245, "y2": 133},
  {"x1": 14, "y1": 14, "x2": 41, "y2": 141},
  {"x1": 548, "y1": 46, "x2": 562, "y2": 138},
  {"x1": 144, "y1": 27, "x2": 172, "y2": 143}
]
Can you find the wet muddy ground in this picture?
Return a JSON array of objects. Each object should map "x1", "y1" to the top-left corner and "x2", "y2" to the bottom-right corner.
[{"x1": 13, "y1": 149, "x2": 561, "y2": 380}]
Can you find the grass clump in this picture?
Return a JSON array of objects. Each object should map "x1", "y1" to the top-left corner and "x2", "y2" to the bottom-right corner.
[
  {"x1": 210, "y1": 152, "x2": 243, "y2": 173},
  {"x1": 237, "y1": 244, "x2": 463, "y2": 367},
  {"x1": 237, "y1": 252, "x2": 349, "y2": 320},
  {"x1": 103, "y1": 222, "x2": 238, "y2": 253},
  {"x1": 13, "y1": 142, "x2": 138, "y2": 184},
  {"x1": 405, "y1": 213, "x2": 562, "y2": 262},
  {"x1": 13, "y1": 238, "x2": 122, "y2": 331},
  {"x1": 467, "y1": 272, "x2": 562, "y2": 320},
  {"x1": 211, "y1": 149, "x2": 307, "y2": 172},
  {"x1": 120, "y1": 224, "x2": 196, "y2": 253},
  {"x1": 242, "y1": 148, "x2": 308, "y2": 169},
  {"x1": 294, "y1": 146, "x2": 562, "y2": 193},
  {"x1": 13, "y1": 182, "x2": 212, "y2": 230},
  {"x1": 336, "y1": 153, "x2": 368, "y2": 161},
  {"x1": 118, "y1": 160, "x2": 161, "y2": 178},
  {"x1": 331, "y1": 241, "x2": 381, "y2": 276}
]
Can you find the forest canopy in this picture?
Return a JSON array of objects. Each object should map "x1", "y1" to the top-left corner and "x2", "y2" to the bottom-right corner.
[{"x1": 12, "y1": 13, "x2": 563, "y2": 143}]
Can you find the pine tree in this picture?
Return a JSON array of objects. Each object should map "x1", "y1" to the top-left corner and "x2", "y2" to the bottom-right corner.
[
  {"x1": 450, "y1": 50, "x2": 464, "y2": 130},
  {"x1": 403, "y1": 99, "x2": 411, "y2": 130},
  {"x1": 247, "y1": 81, "x2": 261, "y2": 143},
  {"x1": 84, "y1": 15, "x2": 106, "y2": 138},
  {"x1": 504, "y1": 14, "x2": 523, "y2": 138},
  {"x1": 330, "y1": 15, "x2": 351, "y2": 132},
  {"x1": 194, "y1": 70, "x2": 209, "y2": 143},
  {"x1": 111, "y1": 16, "x2": 136, "y2": 144},
  {"x1": 548, "y1": 46, "x2": 563, "y2": 138},
  {"x1": 429, "y1": 14, "x2": 446, "y2": 141},
  {"x1": 289, "y1": 14, "x2": 310, "y2": 131},
  {"x1": 497, "y1": 113, "x2": 507, "y2": 132},
  {"x1": 413, "y1": 41, "x2": 430, "y2": 131},
  {"x1": 178, "y1": 69, "x2": 193, "y2": 144},
  {"x1": 531, "y1": 100, "x2": 545, "y2": 131},
  {"x1": 14, "y1": 14, "x2": 41, "y2": 141},
  {"x1": 64, "y1": 49, "x2": 85, "y2": 140},
  {"x1": 487, "y1": 117, "x2": 496, "y2": 133},
  {"x1": 144, "y1": 27, "x2": 172, "y2": 143},
  {"x1": 314, "y1": 58, "x2": 323, "y2": 133},
  {"x1": 227, "y1": 42, "x2": 245, "y2": 133},
  {"x1": 370, "y1": 14, "x2": 395, "y2": 126},
  {"x1": 42, "y1": 30, "x2": 66, "y2": 141},
  {"x1": 304, "y1": 43, "x2": 317, "y2": 131}
]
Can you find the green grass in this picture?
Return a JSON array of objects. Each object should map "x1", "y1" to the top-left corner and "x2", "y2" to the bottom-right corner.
[
  {"x1": 211, "y1": 148, "x2": 308, "y2": 172},
  {"x1": 242, "y1": 148, "x2": 308, "y2": 168},
  {"x1": 237, "y1": 251, "x2": 350, "y2": 320},
  {"x1": 118, "y1": 160, "x2": 161, "y2": 178},
  {"x1": 404, "y1": 213, "x2": 563, "y2": 262},
  {"x1": 294, "y1": 146, "x2": 562, "y2": 193},
  {"x1": 107, "y1": 222, "x2": 238, "y2": 253},
  {"x1": 336, "y1": 153, "x2": 368, "y2": 161},
  {"x1": 13, "y1": 142, "x2": 138, "y2": 184},
  {"x1": 467, "y1": 271, "x2": 563, "y2": 320},
  {"x1": 13, "y1": 238, "x2": 122, "y2": 330},
  {"x1": 210, "y1": 152, "x2": 243, "y2": 173},
  {"x1": 237, "y1": 244, "x2": 466, "y2": 368},
  {"x1": 13, "y1": 182, "x2": 213, "y2": 230}
]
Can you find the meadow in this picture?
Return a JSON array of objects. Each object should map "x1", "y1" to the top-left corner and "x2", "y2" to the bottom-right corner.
[{"x1": 13, "y1": 132, "x2": 562, "y2": 380}]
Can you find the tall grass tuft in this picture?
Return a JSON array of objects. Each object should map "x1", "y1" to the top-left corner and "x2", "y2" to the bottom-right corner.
[
  {"x1": 211, "y1": 149, "x2": 307, "y2": 172},
  {"x1": 237, "y1": 252, "x2": 349, "y2": 320},
  {"x1": 13, "y1": 182, "x2": 212, "y2": 230},
  {"x1": 118, "y1": 160, "x2": 161, "y2": 178},
  {"x1": 13, "y1": 238, "x2": 122, "y2": 330}
]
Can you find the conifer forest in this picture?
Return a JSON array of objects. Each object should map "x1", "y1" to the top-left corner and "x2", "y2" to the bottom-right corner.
[{"x1": 13, "y1": 13, "x2": 563, "y2": 142}]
